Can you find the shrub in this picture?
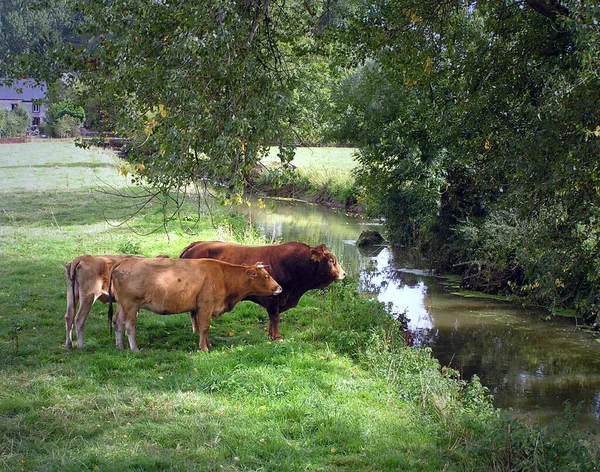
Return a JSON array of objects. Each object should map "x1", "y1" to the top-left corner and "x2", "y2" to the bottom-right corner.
[
  {"x1": 0, "y1": 106, "x2": 31, "y2": 138},
  {"x1": 450, "y1": 210, "x2": 524, "y2": 294},
  {"x1": 45, "y1": 99, "x2": 85, "y2": 137},
  {"x1": 463, "y1": 404, "x2": 599, "y2": 471},
  {"x1": 446, "y1": 203, "x2": 600, "y2": 322},
  {"x1": 54, "y1": 115, "x2": 81, "y2": 138}
]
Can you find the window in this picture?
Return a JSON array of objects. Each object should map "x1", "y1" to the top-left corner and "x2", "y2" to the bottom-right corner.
[
  {"x1": 11, "y1": 103, "x2": 18, "y2": 110},
  {"x1": 32, "y1": 104, "x2": 40, "y2": 113}
]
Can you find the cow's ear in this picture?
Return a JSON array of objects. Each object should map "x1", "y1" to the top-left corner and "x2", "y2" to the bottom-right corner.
[
  {"x1": 246, "y1": 268, "x2": 258, "y2": 279},
  {"x1": 310, "y1": 245, "x2": 325, "y2": 262}
]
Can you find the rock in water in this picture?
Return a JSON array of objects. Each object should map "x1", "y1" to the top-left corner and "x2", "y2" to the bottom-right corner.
[{"x1": 356, "y1": 230, "x2": 385, "y2": 247}]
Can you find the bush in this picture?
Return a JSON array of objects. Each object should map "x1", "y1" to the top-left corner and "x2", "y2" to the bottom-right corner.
[
  {"x1": 463, "y1": 404, "x2": 599, "y2": 471},
  {"x1": 54, "y1": 115, "x2": 81, "y2": 138},
  {"x1": 444, "y1": 203, "x2": 600, "y2": 322},
  {"x1": 45, "y1": 99, "x2": 85, "y2": 138},
  {"x1": 0, "y1": 106, "x2": 31, "y2": 138},
  {"x1": 451, "y1": 210, "x2": 524, "y2": 294}
]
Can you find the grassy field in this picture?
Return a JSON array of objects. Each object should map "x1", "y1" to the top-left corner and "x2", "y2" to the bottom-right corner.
[
  {"x1": 265, "y1": 147, "x2": 358, "y2": 171},
  {"x1": 261, "y1": 147, "x2": 359, "y2": 206},
  {"x1": 0, "y1": 141, "x2": 597, "y2": 471}
]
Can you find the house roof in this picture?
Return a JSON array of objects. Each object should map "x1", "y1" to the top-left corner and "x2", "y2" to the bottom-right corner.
[{"x1": 0, "y1": 79, "x2": 47, "y2": 101}]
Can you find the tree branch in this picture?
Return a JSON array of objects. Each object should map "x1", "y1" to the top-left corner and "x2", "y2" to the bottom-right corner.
[{"x1": 524, "y1": 0, "x2": 570, "y2": 20}]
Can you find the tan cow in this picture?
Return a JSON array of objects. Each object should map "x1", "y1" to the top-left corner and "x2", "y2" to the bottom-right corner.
[
  {"x1": 64, "y1": 254, "x2": 137, "y2": 349},
  {"x1": 109, "y1": 257, "x2": 282, "y2": 352}
]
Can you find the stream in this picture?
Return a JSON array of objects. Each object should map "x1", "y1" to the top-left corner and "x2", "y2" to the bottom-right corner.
[{"x1": 238, "y1": 197, "x2": 600, "y2": 426}]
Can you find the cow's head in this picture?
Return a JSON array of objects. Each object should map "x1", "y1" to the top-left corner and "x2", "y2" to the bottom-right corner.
[
  {"x1": 310, "y1": 244, "x2": 346, "y2": 281},
  {"x1": 246, "y1": 262, "x2": 283, "y2": 296}
]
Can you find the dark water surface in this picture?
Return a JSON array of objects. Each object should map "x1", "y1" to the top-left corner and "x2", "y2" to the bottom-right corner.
[{"x1": 238, "y1": 198, "x2": 600, "y2": 426}]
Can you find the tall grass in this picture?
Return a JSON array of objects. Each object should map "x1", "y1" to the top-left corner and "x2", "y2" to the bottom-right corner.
[{"x1": 0, "y1": 141, "x2": 597, "y2": 471}]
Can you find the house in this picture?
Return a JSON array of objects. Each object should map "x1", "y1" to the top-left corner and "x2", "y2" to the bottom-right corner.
[{"x1": 0, "y1": 79, "x2": 47, "y2": 127}]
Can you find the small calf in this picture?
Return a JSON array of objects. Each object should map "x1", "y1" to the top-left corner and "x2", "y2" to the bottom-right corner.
[{"x1": 109, "y1": 257, "x2": 282, "y2": 352}]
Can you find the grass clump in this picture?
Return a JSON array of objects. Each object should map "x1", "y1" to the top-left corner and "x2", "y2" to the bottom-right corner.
[{"x1": 0, "y1": 141, "x2": 598, "y2": 471}]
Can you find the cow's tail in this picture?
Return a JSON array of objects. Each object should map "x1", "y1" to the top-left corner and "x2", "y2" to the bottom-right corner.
[
  {"x1": 65, "y1": 259, "x2": 81, "y2": 314},
  {"x1": 107, "y1": 262, "x2": 118, "y2": 338},
  {"x1": 65, "y1": 261, "x2": 74, "y2": 308},
  {"x1": 108, "y1": 302, "x2": 114, "y2": 337}
]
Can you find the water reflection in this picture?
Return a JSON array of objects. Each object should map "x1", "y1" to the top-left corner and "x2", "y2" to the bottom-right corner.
[
  {"x1": 238, "y1": 198, "x2": 600, "y2": 426},
  {"x1": 358, "y1": 247, "x2": 433, "y2": 333}
]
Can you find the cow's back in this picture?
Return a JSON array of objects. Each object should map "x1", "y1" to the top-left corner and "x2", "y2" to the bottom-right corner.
[
  {"x1": 179, "y1": 241, "x2": 310, "y2": 289},
  {"x1": 70, "y1": 254, "x2": 129, "y2": 296}
]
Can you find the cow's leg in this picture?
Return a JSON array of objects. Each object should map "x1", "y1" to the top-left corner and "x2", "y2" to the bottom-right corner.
[
  {"x1": 120, "y1": 303, "x2": 140, "y2": 352},
  {"x1": 74, "y1": 293, "x2": 95, "y2": 349},
  {"x1": 267, "y1": 307, "x2": 283, "y2": 341},
  {"x1": 114, "y1": 305, "x2": 125, "y2": 349},
  {"x1": 196, "y1": 311, "x2": 211, "y2": 353},
  {"x1": 64, "y1": 273, "x2": 78, "y2": 349},
  {"x1": 125, "y1": 314, "x2": 140, "y2": 352}
]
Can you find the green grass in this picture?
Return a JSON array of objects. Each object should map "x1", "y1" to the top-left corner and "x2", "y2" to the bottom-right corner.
[
  {"x1": 0, "y1": 141, "x2": 597, "y2": 471},
  {"x1": 262, "y1": 147, "x2": 359, "y2": 206},
  {"x1": 265, "y1": 146, "x2": 358, "y2": 171}
]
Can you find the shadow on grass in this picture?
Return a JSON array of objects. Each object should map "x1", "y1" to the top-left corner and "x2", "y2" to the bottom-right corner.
[
  {"x1": 0, "y1": 250, "x2": 380, "y2": 472},
  {"x1": 0, "y1": 187, "x2": 168, "y2": 229}
]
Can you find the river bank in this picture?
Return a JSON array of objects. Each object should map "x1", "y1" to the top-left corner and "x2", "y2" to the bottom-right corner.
[{"x1": 236, "y1": 196, "x2": 600, "y2": 427}]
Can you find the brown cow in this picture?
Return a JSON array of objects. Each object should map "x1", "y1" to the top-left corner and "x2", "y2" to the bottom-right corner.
[
  {"x1": 179, "y1": 241, "x2": 346, "y2": 340},
  {"x1": 64, "y1": 254, "x2": 138, "y2": 349},
  {"x1": 109, "y1": 257, "x2": 282, "y2": 352}
]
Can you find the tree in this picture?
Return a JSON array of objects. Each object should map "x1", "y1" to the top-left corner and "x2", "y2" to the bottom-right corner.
[
  {"x1": 333, "y1": 0, "x2": 600, "y2": 320},
  {"x1": 31, "y1": 1, "x2": 335, "y2": 199},
  {"x1": 0, "y1": 0, "x2": 81, "y2": 78}
]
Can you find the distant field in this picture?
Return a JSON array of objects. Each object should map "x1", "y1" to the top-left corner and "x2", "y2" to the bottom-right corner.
[{"x1": 266, "y1": 146, "x2": 358, "y2": 171}]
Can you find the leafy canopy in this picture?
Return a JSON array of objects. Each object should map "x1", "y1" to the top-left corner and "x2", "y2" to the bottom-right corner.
[{"x1": 56, "y1": 0, "x2": 334, "y2": 197}]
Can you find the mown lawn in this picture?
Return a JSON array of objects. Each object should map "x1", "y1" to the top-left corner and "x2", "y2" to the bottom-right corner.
[{"x1": 0, "y1": 141, "x2": 597, "y2": 471}]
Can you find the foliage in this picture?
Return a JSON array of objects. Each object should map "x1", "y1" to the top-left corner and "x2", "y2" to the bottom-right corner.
[
  {"x1": 53, "y1": 1, "x2": 340, "y2": 198},
  {"x1": 449, "y1": 210, "x2": 523, "y2": 294},
  {"x1": 0, "y1": 105, "x2": 31, "y2": 138},
  {"x1": 52, "y1": 114, "x2": 78, "y2": 138},
  {"x1": 44, "y1": 98, "x2": 85, "y2": 137},
  {"x1": 4, "y1": 0, "x2": 600, "y2": 320},
  {"x1": 251, "y1": 146, "x2": 359, "y2": 206},
  {"x1": 2, "y1": 0, "x2": 347, "y2": 192},
  {"x1": 462, "y1": 404, "x2": 600, "y2": 471},
  {"x1": 331, "y1": 1, "x2": 600, "y2": 321},
  {"x1": 0, "y1": 0, "x2": 82, "y2": 78}
]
